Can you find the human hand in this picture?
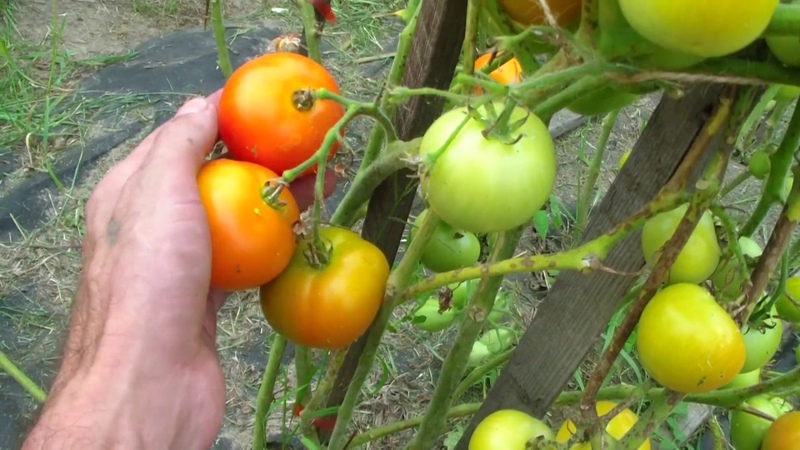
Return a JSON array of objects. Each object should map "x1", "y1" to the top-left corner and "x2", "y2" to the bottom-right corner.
[{"x1": 22, "y1": 91, "x2": 336, "y2": 450}]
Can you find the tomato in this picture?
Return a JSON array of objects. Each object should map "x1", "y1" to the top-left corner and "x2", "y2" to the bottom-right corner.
[
  {"x1": 740, "y1": 307, "x2": 783, "y2": 373},
  {"x1": 710, "y1": 236, "x2": 763, "y2": 302},
  {"x1": 451, "y1": 279, "x2": 478, "y2": 309},
  {"x1": 633, "y1": 48, "x2": 706, "y2": 70},
  {"x1": 748, "y1": 150, "x2": 772, "y2": 179},
  {"x1": 762, "y1": 411, "x2": 800, "y2": 450},
  {"x1": 767, "y1": 35, "x2": 800, "y2": 67},
  {"x1": 730, "y1": 396, "x2": 780, "y2": 450},
  {"x1": 473, "y1": 53, "x2": 523, "y2": 91},
  {"x1": 419, "y1": 104, "x2": 557, "y2": 234},
  {"x1": 197, "y1": 159, "x2": 300, "y2": 291},
  {"x1": 567, "y1": 87, "x2": 640, "y2": 116},
  {"x1": 410, "y1": 209, "x2": 481, "y2": 273},
  {"x1": 618, "y1": 150, "x2": 631, "y2": 170},
  {"x1": 618, "y1": 0, "x2": 779, "y2": 58},
  {"x1": 218, "y1": 52, "x2": 345, "y2": 175},
  {"x1": 259, "y1": 226, "x2": 390, "y2": 350},
  {"x1": 469, "y1": 409, "x2": 555, "y2": 450},
  {"x1": 641, "y1": 203, "x2": 721, "y2": 285},
  {"x1": 479, "y1": 328, "x2": 516, "y2": 353},
  {"x1": 556, "y1": 401, "x2": 651, "y2": 450},
  {"x1": 497, "y1": 0, "x2": 580, "y2": 27},
  {"x1": 776, "y1": 276, "x2": 800, "y2": 323},
  {"x1": 772, "y1": 397, "x2": 795, "y2": 415},
  {"x1": 411, "y1": 298, "x2": 456, "y2": 332},
  {"x1": 720, "y1": 369, "x2": 760, "y2": 390},
  {"x1": 468, "y1": 341, "x2": 492, "y2": 367},
  {"x1": 636, "y1": 283, "x2": 746, "y2": 393},
  {"x1": 776, "y1": 84, "x2": 800, "y2": 101}
]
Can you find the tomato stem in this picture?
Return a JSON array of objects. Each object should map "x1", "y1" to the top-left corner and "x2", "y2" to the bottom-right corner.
[
  {"x1": 209, "y1": 0, "x2": 232, "y2": 78},
  {"x1": 576, "y1": 109, "x2": 620, "y2": 240},
  {"x1": 298, "y1": 349, "x2": 347, "y2": 440},
  {"x1": 297, "y1": 0, "x2": 323, "y2": 63},
  {"x1": 457, "y1": 0, "x2": 479, "y2": 98},
  {"x1": 0, "y1": 351, "x2": 46, "y2": 403},
  {"x1": 479, "y1": 0, "x2": 543, "y2": 75},
  {"x1": 253, "y1": 335, "x2": 289, "y2": 450},
  {"x1": 534, "y1": 73, "x2": 609, "y2": 122}
]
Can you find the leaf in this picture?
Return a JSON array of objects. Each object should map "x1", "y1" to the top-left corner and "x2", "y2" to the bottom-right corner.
[
  {"x1": 533, "y1": 210, "x2": 550, "y2": 239},
  {"x1": 443, "y1": 425, "x2": 465, "y2": 450}
]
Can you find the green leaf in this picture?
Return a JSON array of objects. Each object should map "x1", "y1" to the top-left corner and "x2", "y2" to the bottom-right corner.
[{"x1": 533, "y1": 210, "x2": 550, "y2": 239}]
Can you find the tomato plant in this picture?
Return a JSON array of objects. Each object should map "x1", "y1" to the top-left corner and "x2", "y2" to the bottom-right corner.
[
  {"x1": 469, "y1": 409, "x2": 554, "y2": 450},
  {"x1": 556, "y1": 401, "x2": 651, "y2": 449},
  {"x1": 776, "y1": 276, "x2": 800, "y2": 322},
  {"x1": 730, "y1": 396, "x2": 781, "y2": 450},
  {"x1": 636, "y1": 283, "x2": 746, "y2": 393},
  {"x1": 762, "y1": 411, "x2": 800, "y2": 450},
  {"x1": 711, "y1": 236, "x2": 763, "y2": 302},
  {"x1": 218, "y1": 52, "x2": 345, "y2": 175},
  {"x1": 419, "y1": 104, "x2": 557, "y2": 234},
  {"x1": 618, "y1": 0, "x2": 780, "y2": 58},
  {"x1": 567, "y1": 87, "x2": 640, "y2": 117},
  {"x1": 641, "y1": 204, "x2": 721, "y2": 285},
  {"x1": 259, "y1": 226, "x2": 390, "y2": 350},
  {"x1": 497, "y1": 0, "x2": 580, "y2": 27},
  {"x1": 740, "y1": 308, "x2": 783, "y2": 373},
  {"x1": 410, "y1": 209, "x2": 481, "y2": 272},
  {"x1": 197, "y1": 159, "x2": 300, "y2": 291}
]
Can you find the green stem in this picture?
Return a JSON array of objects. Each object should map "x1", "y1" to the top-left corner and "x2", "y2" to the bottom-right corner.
[
  {"x1": 317, "y1": 89, "x2": 398, "y2": 142},
  {"x1": 209, "y1": 0, "x2": 232, "y2": 78},
  {"x1": 459, "y1": 0, "x2": 479, "y2": 97},
  {"x1": 740, "y1": 100, "x2": 800, "y2": 237},
  {"x1": 676, "y1": 58, "x2": 800, "y2": 89},
  {"x1": 330, "y1": 138, "x2": 421, "y2": 227},
  {"x1": 299, "y1": 350, "x2": 347, "y2": 439},
  {"x1": 253, "y1": 335, "x2": 289, "y2": 450},
  {"x1": 0, "y1": 351, "x2": 46, "y2": 403},
  {"x1": 295, "y1": 346, "x2": 314, "y2": 409},
  {"x1": 480, "y1": 0, "x2": 541, "y2": 75},
  {"x1": 735, "y1": 85, "x2": 779, "y2": 152},
  {"x1": 720, "y1": 170, "x2": 752, "y2": 198},
  {"x1": 533, "y1": 75, "x2": 610, "y2": 121},
  {"x1": 326, "y1": 211, "x2": 442, "y2": 450},
  {"x1": 765, "y1": 3, "x2": 800, "y2": 37},
  {"x1": 618, "y1": 390, "x2": 685, "y2": 450},
  {"x1": 577, "y1": 109, "x2": 620, "y2": 238},
  {"x1": 299, "y1": 0, "x2": 322, "y2": 63},
  {"x1": 405, "y1": 226, "x2": 525, "y2": 450},
  {"x1": 348, "y1": 403, "x2": 481, "y2": 448},
  {"x1": 515, "y1": 61, "x2": 621, "y2": 104},
  {"x1": 453, "y1": 348, "x2": 513, "y2": 400}
]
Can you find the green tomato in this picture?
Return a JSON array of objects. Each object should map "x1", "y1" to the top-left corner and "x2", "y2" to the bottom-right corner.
[
  {"x1": 740, "y1": 308, "x2": 783, "y2": 373},
  {"x1": 730, "y1": 396, "x2": 780, "y2": 450},
  {"x1": 776, "y1": 84, "x2": 800, "y2": 101},
  {"x1": 720, "y1": 369, "x2": 761, "y2": 390},
  {"x1": 411, "y1": 298, "x2": 456, "y2": 332},
  {"x1": 767, "y1": 35, "x2": 800, "y2": 67},
  {"x1": 776, "y1": 276, "x2": 800, "y2": 323},
  {"x1": 478, "y1": 328, "x2": 516, "y2": 354},
  {"x1": 468, "y1": 341, "x2": 492, "y2": 367},
  {"x1": 451, "y1": 279, "x2": 479, "y2": 310},
  {"x1": 488, "y1": 290, "x2": 511, "y2": 323},
  {"x1": 711, "y1": 236, "x2": 763, "y2": 302},
  {"x1": 411, "y1": 209, "x2": 481, "y2": 273},
  {"x1": 567, "y1": 86, "x2": 640, "y2": 116},
  {"x1": 771, "y1": 396, "x2": 795, "y2": 415},
  {"x1": 419, "y1": 104, "x2": 557, "y2": 234},
  {"x1": 749, "y1": 151, "x2": 771, "y2": 180},
  {"x1": 641, "y1": 203, "x2": 721, "y2": 285}
]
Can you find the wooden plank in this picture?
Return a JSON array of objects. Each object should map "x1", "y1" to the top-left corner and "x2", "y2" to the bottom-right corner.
[
  {"x1": 318, "y1": 0, "x2": 468, "y2": 442},
  {"x1": 454, "y1": 83, "x2": 729, "y2": 449}
]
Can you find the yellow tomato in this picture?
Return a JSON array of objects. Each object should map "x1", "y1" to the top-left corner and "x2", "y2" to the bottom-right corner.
[
  {"x1": 618, "y1": 0, "x2": 779, "y2": 58},
  {"x1": 636, "y1": 283, "x2": 746, "y2": 393},
  {"x1": 555, "y1": 401, "x2": 650, "y2": 449},
  {"x1": 470, "y1": 409, "x2": 555, "y2": 450}
]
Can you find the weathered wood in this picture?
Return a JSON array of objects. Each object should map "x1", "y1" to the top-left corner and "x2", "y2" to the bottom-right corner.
[
  {"x1": 319, "y1": 0, "x2": 468, "y2": 441},
  {"x1": 454, "y1": 83, "x2": 729, "y2": 449}
]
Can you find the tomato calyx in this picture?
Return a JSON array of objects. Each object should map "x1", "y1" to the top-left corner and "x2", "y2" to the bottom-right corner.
[
  {"x1": 295, "y1": 227, "x2": 334, "y2": 269},
  {"x1": 475, "y1": 99, "x2": 529, "y2": 145},
  {"x1": 292, "y1": 88, "x2": 317, "y2": 112},
  {"x1": 260, "y1": 179, "x2": 294, "y2": 212}
]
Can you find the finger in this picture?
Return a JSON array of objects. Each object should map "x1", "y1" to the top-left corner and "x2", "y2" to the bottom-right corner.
[{"x1": 289, "y1": 171, "x2": 338, "y2": 211}]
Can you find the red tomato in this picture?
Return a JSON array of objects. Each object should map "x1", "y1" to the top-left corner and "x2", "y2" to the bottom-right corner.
[
  {"x1": 218, "y1": 52, "x2": 345, "y2": 175},
  {"x1": 197, "y1": 159, "x2": 300, "y2": 291},
  {"x1": 259, "y1": 226, "x2": 390, "y2": 349}
]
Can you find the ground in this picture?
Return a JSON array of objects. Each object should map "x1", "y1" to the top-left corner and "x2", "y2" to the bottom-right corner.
[{"x1": 0, "y1": 0, "x2": 797, "y2": 449}]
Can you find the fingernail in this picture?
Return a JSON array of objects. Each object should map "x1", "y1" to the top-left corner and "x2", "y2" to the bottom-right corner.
[{"x1": 176, "y1": 97, "x2": 210, "y2": 116}]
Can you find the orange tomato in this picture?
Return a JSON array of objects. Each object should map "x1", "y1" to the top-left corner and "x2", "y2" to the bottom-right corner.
[
  {"x1": 761, "y1": 411, "x2": 800, "y2": 450},
  {"x1": 218, "y1": 52, "x2": 345, "y2": 176},
  {"x1": 259, "y1": 226, "x2": 390, "y2": 350},
  {"x1": 197, "y1": 159, "x2": 300, "y2": 291},
  {"x1": 498, "y1": 0, "x2": 581, "y2": 27},
  {"x1": 474, "y1": 52, "x2": 523, "y2": 88}
]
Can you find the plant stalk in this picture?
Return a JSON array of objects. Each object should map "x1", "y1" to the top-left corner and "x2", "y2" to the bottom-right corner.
[
  {"x1": 0, "y1": 351, "x2": 46, "y2": 403},
  {"x1": 210, "y1": 0, "x2": 232, "y2": 78},
  {"x1": 577, "y1": 109, "x2": 620, "y2": 239},
  {"x1": 253, "y1": 335, "x2": 289, "y2": 450}
]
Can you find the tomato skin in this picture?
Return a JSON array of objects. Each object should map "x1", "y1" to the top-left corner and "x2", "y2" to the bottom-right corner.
[
  {"x1": 419, "y1": 104, "x2": 557, "y2": 234},
  {"x1": 740, "y1": 308, "x2": 783, "y2": 373},
  {"x1": 618, "y1": 0, "x2": 779, "y2": 58},
  {"x1": 776, "y1": 276, "x2": 800, "y2": 323},
  {"x1": 410, "y1": 209, "x2": 481, "y2": 273},
  {"x1": 218, "y1": 52, "x2": 345, "y2": 175},
  {"x1": 259, "y1": 226, "x2": 390, "y2": 350},
  {"x1": 411, "y1": 298, "x2": 456, "y2": 332},
  {"x1": 767, "y1": 35, "x2": 800, "y2": 67},
  {"x1": 762, "y1": 411, "x2": 800, "y2": 450},
  {"x1": 497, "y1": 0, "x2": 581, "y2": 27},
  {"x1": 636, "y1": 283, "x2": 746, "y2": 393},
  {"x1": 641, "y1": 204, "x2": 720, "y2": 285},
  {"x1": 198, "y1": 159, "x2": 300, "y2": 291},
  {"x1": 730, "y1": 396, "x2": 780, "y2": 450},
  {"x1": 556, "y1": 401, "x2": 651, "y2": 450},
  {"x1": 469, "y1": 409, "x2": 555, "y2": 450}
]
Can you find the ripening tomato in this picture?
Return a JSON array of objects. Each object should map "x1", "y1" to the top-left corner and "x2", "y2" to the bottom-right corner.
[
  {"x1": 730, "y1": 396, "x2": 780, "y2": 450},
  {"x1": 762, "y1": 411, "x2": 800, "y2": 450},
  {"x1": 410, "y1": 209, "x2": 481, "y2": 273},
  {"x1": 740, "y1": 307, "x2": 783, "y2": 373},
  {"x1": 641, "y1": 203, "x2": 721, "y2": 285},
  {"x1": 469, "y1": 409, "x2": 555, "y2": 450},
  {"x1": 556, "y1": 401, "x2": 651, "y2": 450},
  {"x1": 618, "y1": 0, "x2": 779, "y2": 58},
  {"x1": 497, "y1": 0, "x2": 581, "y2": 27},
  {"x1": 474, "y1": 52, "x2": 523, "y2": 90},
  {"x1": 198, "y1": 159, "x2": 300, "y2": 291},
  {"x1": 636, "y1": 283, "x2": 746, "y2": 393},
  {"x1": 259, "y1": 226, "x2": 390, "y2": 350},
  {"x1": 776, "y1": 276, "x2": 800, "y2": 323},
  {"x1": 419, "y1": 104, "x2": 557, "y2": 234},
  {"x1": 218, "y1": 52, "x2": 345, "y2": 175}
]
